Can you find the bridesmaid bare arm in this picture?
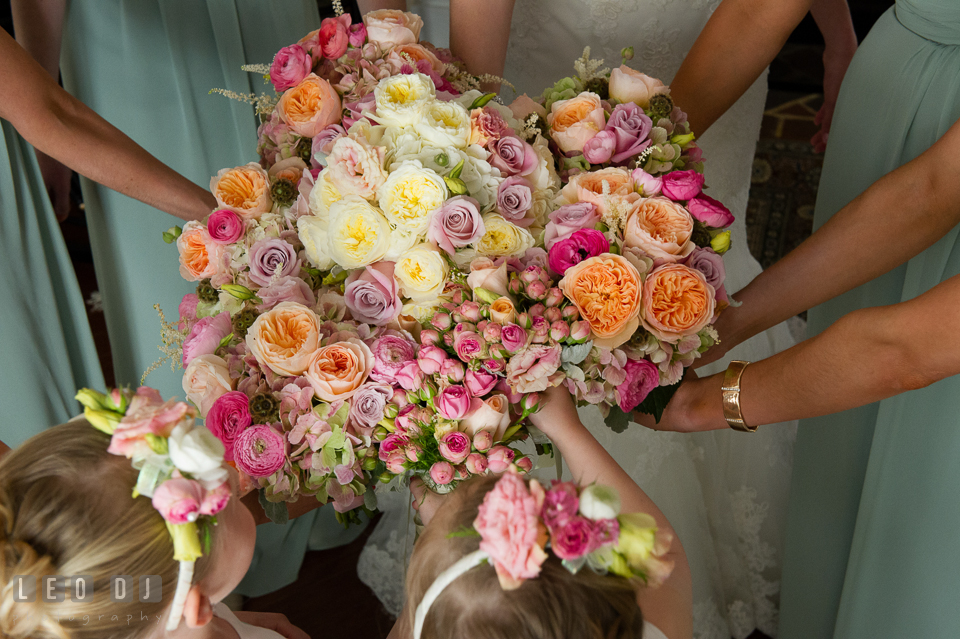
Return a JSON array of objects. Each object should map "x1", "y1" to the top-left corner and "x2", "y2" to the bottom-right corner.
[
  {"x1": 357, "y1": 0, "x2": 408, "y2": 12},
  {"x1": 449, "y1": 0, "x2": 516, "y2": 90},
  {"x1": 5, "y1": 5, "x2": 215, "y2": 221}
]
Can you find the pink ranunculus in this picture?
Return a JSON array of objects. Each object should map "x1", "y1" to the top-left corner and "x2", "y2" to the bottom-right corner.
[
  {"x1": 454, "y1": 331, "x2": 486, "y2": 362},
  {"x1": 107, "y1": 387, "x2": 193, "y2": 458},
  {"x1": 234, "y1": 425, "x2": 287, "y2": 478},
  {"x1": 438, "y1": 431, "x2": 471, "y2": 464},
  {"x1": 204, "y1": 391, "x2": 252, "y2": 462},
  {"x1": 348, "y1": 382, "x2": 393, "y2": 436},
  {"x1": 550, "y1": 516, "x2": 597, "y2": 560},
  {"x1": 632, "y1": 169, "x2": 663, "y2": 197},
  {"x1": 318, "y1": 15, "x2": 351, "y2": 59},
  {"x1": 582, "y1": 129, "x2": 617, "y2": 164},
  {"x1": 206, "y1": 209, "x2": 245, "y2": 244},
  {"x1": 684, "y1": 247, "x2": 728, "y2": 304},
  {"x1": 506, "y1": 344, "x2": 563, "y2": 394},
  {"x1": 488, "y1": 136, "x2": 538, "y2": 177},
  {"x1": 499, "y1": 323, "x2": 528, "y2": 355},
  {"x1": 345, "y1": 261, "x2": 402, "y2": 326},
  {"x1": 543, "y1": 203, "x2": 600, "y2": 249},
  {"x1": 542, "y1": 481, "x2": 579, "y2": 529},
  {"x1": 178, "y1": 294, "x2": 200, "y2": 333},
  {"x1": 248, "y1": 238, "x2": 300, "y2": 287},
  {"x1": 394, "y1": 360, "x2": 424, "y2": 391},
  {"x1": 465, "y1": 452, "x2": 488, "y2": 474},
  {"x1": 547, "y1": 229, "x2": 610, "y2": 276},
  {"x1": 369, "y1": 334, "x2": 418, "y2": 384},
  {"x1": 152, "y1": 478, "x2": 205, "y2": 524},
  {"x1": 464, "y1": 369, "x2": 498, "y2": 397},
  {"x1": 496, "y1": 177, "x2": 534, "y2": 227},
  {"x1": 616, "y1": 358, "x2": 660, "y2": 413},
  {"x1": 436, "y1": 385, "x2": 471, "y2": 420},
  {"x1": 199, "y1": 481, "x2": 232, "y2": 516},
  {"x1": 430, "y1": 461, "x2": 455, "y2": 485},
  {"x1": 417, "y1": 345, "x2": 448, "y2": 376},
  {"x1": 473, "y1": 471, "x2": 547, "y2": 589},
  {"x1": 257, "y1": 276, "x2": 317, "y2": 310},
  {"x1": 687, "y1": 194, "x2": 735, "y2": 228},
  {"x1": 427, "y1": 196, "x2": 485, "y2": 255},
  {"x1": 660, "y1": 169, "x2": 705, "y2": 202},
  {"x1": 606, "y1": 102, "x2": 653, "y2": 164},
  {"x1": 270, "y1": 44, "x2": 312, "y2": 93}
]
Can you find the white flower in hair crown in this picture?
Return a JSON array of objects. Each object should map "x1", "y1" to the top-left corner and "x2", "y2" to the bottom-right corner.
[
  {"x1": 413, "y1": 469, "x2": 675, "y2": 639},
  {"x1": 76, "y1": 387, "x2": 231, "y2": 631}
]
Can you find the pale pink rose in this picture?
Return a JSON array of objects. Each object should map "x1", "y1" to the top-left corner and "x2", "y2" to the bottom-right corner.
[
  {"x1": 177, "y1": 221, "x2": 224, "y2": 282},
  {"x1": 182, "y1": 312, "x2": 233, "y2": 367},
  {"x1": 624, "y1": 197, "x2": 696, "y2": 263},
  {"x1": 506, "y1": 345, "x2": 563, "y2": 394},
  {"x1": 182, "y1": 354, "x2": 234, "y2": 417},
  {"x1": 210, "y1": 163, "x2": 271, "y2": 221},
  {"x1": 304, "y1": 338, "x2": 374, "y2": 402},
  {"x1": 107, "y1": 387, "x2": 193, "y2": 458},
  {"x1": 312, "y1": 124, "x2": 347, "y2": 161},
  {"x1": 460, "y1": 395, "x2": 511, "y2": 442},
  {"x1": 362, "y1": 10, "x2": 423, "y2": 48},
  {"x1": 344, "y1": 261, "x2": 401, "y2": 326},
  {"x1": 152, "y1": 478, "x2": 204, "y2": 524},
  {"x1": 632, "y1": 169, "x2": 663, "y2": 197},
  {"x1": 438, "y1": 431, "x2": 471, "y2": 465},
  {"x1": 467, "y1": 259, "x2": 511, "y2": 298},
  {"x1": 582, "y1": 129, "x2": 617, "y2": 164},
  {"x1": 429, "y1": 461, "x2": 454, "y2": 485},
  {"x1": 473, "y1": 431, "x2": 493, "y2": 452},
  {"x1": 464, "y1": 369, "x2": 498, "y2": 397},
  {"x1": 609, "y1": 66, "x2": 669, "y2": 108},
  {"x1": 465, "y1": 452, "x2": 488, "y2": 474},
  {"x1": 270, "y1": 44, "x2": 312, "y2": 93},
  {"x1": 199, "y1": 481, "x2": 232, "y2": 516},
  {"x1": 325, "y1": 136, "x2": 387, "y2": 200},
  {"x1": 473, "y1": 471, "x2": 548, "y2": 589},
  {"x1": 257, "y1": 276, "x2": 317, "y2": 310},
  {"x1": 436, "y1": 385, "x2": 472, "y2": 420},
  {"x1": 485, "y1": 446, "x2": 517, "y2": 474},
  {"x1": 508, "y1": 94, "x2": 547, "y2": 121},
  {"x1": 547, "y1": 92, "x2": 606, "y2": 153},
  {"x1": 277, "y1": 74, "x2": 342, "y2": 138},
  {"x1": 246, "y1": 302, "x2": 321, "y2": 377},
  {"x1": 453, "y1": 331, "x2": 486, "y2": 362},
  {"x1": 417, "y1": 345, "x2": 448, "y2": 376},
  {"x1": 543, "y1": 203, "x2": 600, "y2": 249},
  {"x1": 394, "y1": 360, "x2": 424, "y2": 391}
]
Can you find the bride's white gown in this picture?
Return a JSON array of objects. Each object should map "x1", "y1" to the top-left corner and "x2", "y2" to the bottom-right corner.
[{"x1": 360, "y1": 2, "x2": 799, "y2": 637}]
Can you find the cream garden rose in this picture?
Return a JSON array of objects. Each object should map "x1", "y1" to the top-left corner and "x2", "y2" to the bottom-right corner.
[
  {"x1": 378, "y1": 160, "x2": 446, "y2": 234},
  {"x1": 297, "y1": 215, "x2": 334, "y2": 270},
  {"x1": 308, "y1": 171, "x2": 343, "y2": 218},
  {"x1": 325, "y1": 136, "x2": 388, "y2": 201},
  {"x1": 395, "y1": 243, "x2": 449, "y2": 301},
  {"x1": 609, "y1": 66, "x2": 669, "y2": 108},
  {"x1": 416, "y1": 100, "x2": 471, "y2": 148},
  {"x1": 326, "y1": 195, "x2": 392, "y2": 268},
  {"x1": 476, "y1": 213, "x2": 536, "y2": 258},
  {"x1": 374, "y1": 73, "x2": 436, "y2": 128},
  {"x1": 182, "y1": 354, "x2": 233, "y2": 417}
]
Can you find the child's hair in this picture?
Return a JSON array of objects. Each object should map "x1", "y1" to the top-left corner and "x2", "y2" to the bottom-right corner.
[
  {"x1": 0, "y1": 421, "x2": 212, "y2": 639},
  {"x1": 406, "y1": 474, "x2": 645, "y2": 639}
]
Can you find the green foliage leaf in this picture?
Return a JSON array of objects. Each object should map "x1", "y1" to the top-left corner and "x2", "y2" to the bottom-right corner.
[
  {"x1": 562, "y1": 341, "x2": 594, "y2": 366},
  {"x1": 634, "y1": 381, "x2": 682, "y2": 423},
  {"x1": 605, "y1": 406, "x2": 631, "y2": 434},
  {"x1": 468, "y1": 93, "x2": 497, "y2": 110},
  {"x1": 446, "y1": 526, "x2": 482, "y2": 539},
  {"x1": 259, "y1": 489, "x2": 289, "y2": 525}
]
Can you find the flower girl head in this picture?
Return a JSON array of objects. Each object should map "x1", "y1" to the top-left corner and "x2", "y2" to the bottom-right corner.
[
  {"x1": 0, "y1": 392, "x2": 255, "y2": 639},
  {"x1": 406, "y1": 470, "x2": 672, "y2": 639}
]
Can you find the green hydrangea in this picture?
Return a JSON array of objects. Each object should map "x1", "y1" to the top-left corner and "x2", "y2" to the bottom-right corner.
[{"x1": 541, "y1": 76, "x2": 585, "y2": 112}]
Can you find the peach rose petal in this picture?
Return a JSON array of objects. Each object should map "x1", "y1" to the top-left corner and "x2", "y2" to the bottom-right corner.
[
  {"x1": 641, "y1": 264, "x2": 716, "y2": 343},
  {"x1": 245, "y1": 302, "x2": 321, "y2": 377},
  {"x1": 304, "y1": 338, "x2": 374, "y2": 402},
  {"x1": 559, "y1": 253, "x2": 643, "y2": 349}
]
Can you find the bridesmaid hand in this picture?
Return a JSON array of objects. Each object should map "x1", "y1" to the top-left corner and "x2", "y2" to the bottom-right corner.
[
  {"x1": 410, "y1": 477, "x2": 447, "y2": 526},
  {"x1": 812, "y1": 43, "x2": 856, "y2": 153},
  {"x1": 632, "y1": 369, "x2": 727, "y2": 433},
  {"x1": 527, "y1": 384, "x2": 582, "y2": 440}
]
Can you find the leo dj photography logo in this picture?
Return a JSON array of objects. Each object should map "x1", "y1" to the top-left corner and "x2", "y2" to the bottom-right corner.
[{"x1": 11, "y1": 575, "x2": 163, "y2": 603}]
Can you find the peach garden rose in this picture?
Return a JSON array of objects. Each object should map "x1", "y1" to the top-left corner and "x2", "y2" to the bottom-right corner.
[
  {"x1": 558, "y1": 253, "x2": 643, "y2": 349},
  {"x1": 608, "y1": 66, "x2": 669, "y2": 108},
  {"x1": 546, "y1": 91, "x2": 607, "y2": 154},
  {"x1": 277, "y1": 73, "x2": 342, "y2": 138},
  {"x1": 362, "y1": 9, "x2": 423, "y2": 48},
  {"x1": 624, "y1": 197, "x2": 696, "y2": 262},
  {"x1": 559, "y1": 167, "x2": 636, "y2": 216},
  {"x1": 304, "y1": 338, "x2": 374, "y2": 402},
  {"x1": 245, "y1": 302, "x2": 321, "y2": 377},
  {"x1": 177, "y1": 221, "x2": 224, "y2": 282},
  {"x1": 641, "y1": 264, "x2": 716, "y2": 343},
  {"x1": 210, "y1": 163, "x2": 271, "y2": 220}
]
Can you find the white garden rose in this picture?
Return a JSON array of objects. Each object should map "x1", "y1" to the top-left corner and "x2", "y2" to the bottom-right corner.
[
  {"x1": 394, "y1": 243, "x2": 449, "y2": 301},
  {"x1": 396, "y1": 145, "x2": 502, "y2": 212},
  {"x1": 297, "y1": 215, "x2": 334, "y2": 270},
  {"x1": 326, "y1": 195, "x2": 392, "y2": 268},
  {"x1": 400, "y1": 296, "x2": 444, "y2": 323},
  {"x1": 527, "y1": 134, "x2": 562, "y2": 191},
  {"x1": 325, "y1": 136, "x2": 388, "y2": 201},
  {"x1": 308, "y1": 171, "x2": 343, "y2": 218},
  {"x1": 374, "y1": 73, "x2": 436, "y2": 127},
  {"x1": 168, "y1": 423, "x2": 229, "y2": 489},
  {"x1": 415, "y1": 100, "x2": 471, "y2": 148},
  {"x1": 381, "y1": 126, "x2": 424, "y2": 167},
  {"x1": 378, "y1": 160, "x2": 446, "y2": 234},
  {"x1": 578, "y1": 484, "x2": 622, "y2": 521},
  {"x1": 475, "y1": 212, "x2": 536, "y2": 258},
  {"x1": 384, "y1": 226, "x2": 420, "y2": 261},
  {"x1": 182, "y1": 354, "x2": 233, "y2": 418}
]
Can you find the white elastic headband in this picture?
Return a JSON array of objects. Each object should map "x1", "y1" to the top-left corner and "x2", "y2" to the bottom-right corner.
[
  {"x1": 413, "y1": 550, "x2": 488, "y2": 639},
  {"x1": 166, "y1": 560, "x2": 195, "y2": 630}
]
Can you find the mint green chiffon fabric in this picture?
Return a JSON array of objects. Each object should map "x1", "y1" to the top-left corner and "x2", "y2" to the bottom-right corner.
[
  {"x1": 0, "y1": 120, "x2": 104, "y2": 446},
  {"x1": 779, "y1": 3, "x2": 960, "y2": 637},
  {"x1": 56, "y1": 0, "x2": 364, "y2": 597}
]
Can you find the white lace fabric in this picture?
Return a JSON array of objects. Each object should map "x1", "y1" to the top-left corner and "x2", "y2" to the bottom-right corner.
[{"x1": 360, "y1": 3, "x2": 799, "y2": 637}]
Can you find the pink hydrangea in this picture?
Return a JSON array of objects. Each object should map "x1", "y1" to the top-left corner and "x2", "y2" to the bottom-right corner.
[{"x1": 542, "y1": 481, "x2": 579, "y2": 529}]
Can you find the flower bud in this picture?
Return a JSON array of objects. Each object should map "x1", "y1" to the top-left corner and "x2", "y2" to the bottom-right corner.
[
  {"x1": 407, "y1": 390, "x2": 421, "y2": 405},
  {"x1": 75, "y1": 388, "x2": 109, "y2": 412},
  {"x1": 374, "y1": 426, "x2": 390, "y2": 441},
  {"x1": 482, "y1": 322, "x2": 502, "y2": 343},
  {"x1": 430, "y1": 312, "x2": 453, "y2": 331},
  {"x1": 453, "y1": 321, "x2": 477, "y2": 336},
  {"x1": 711, "y1": 230, "x2": 731, "y2": 255},
  {"x1": 460, "y1": 301, "x2": 482, "y2": 323},
  {"x1": 162, "y1": 225, "x2": 183, "y2": 244},
  {"x1": 549, "y1": 320, "x2": 570, "y2": 341},
  {"x1": 221, "y1": 284, "x2": 257, "y2": 301},
  {"x1": 406, "y1": 445, "x2": 421, "y2": 463},
  {"x1": 379, "y1": 472, "x2": 394, "y2": 483},
  {"x1": 516, "y1": 456, "x2": 534, "y2": 473},
  {"x1": 570, "y1": 320, "x2": 592, "y2": 342},
  {"x1": 508, "y1": 277, "x2": 523, "y2": 296},
  {"x1": 543, "y1": 307, "x2": 562, "y2": 323},
  {"x1": 520, "y1": 268, "x2": 540, "y2": 285},
  {"x1": 383, "y1": 403, "x2": 400, "y2": 419},
  {"x1": 419, "y1": 382, "x2": 438, "y2": 401},
  {"x1": 621, "y1": 46, "x2": 635, "y2": 61},
  {"x1": 362, "y1": 456, "x2": 378, "y2": 471},
  {"x1": 483, "y1": 357, "x2": 506, "y2": 374},
  {"x1": 441, "y1": 359, "x2": 466, "y2": 383},
  {"x1": 443, "y1": 332, "x2": 455, "y2": 347},
  {"x1": 449, "y1": 288, "x2": 468, "y2": 305},
  {"x1": 545, "y1": 287, "x2": 565, "y2": 308},
  {"x1": 473, "y1": 288, "x2": 501, "y2": 305},
  {"x1": 420, "y1": 329, "x2": 441, "y2": 347},
  {"x1": 84, "y1": 408, "x2": 122, "y2": 435},
  {"x1": 531, "y1": 316, "x2": 550, "y2": 343},
  {"x1": 473, "y1": 430, "x2": 494, "y2": 452},
  {"x1": 516, "y1": 312, "x2": 533, "y2": 329},
  {"x1": 526, "y1": 280, "x2": 548, "y2": 301},
  {"x1": 465, "y1": 453, "x2": 488, "y2": 475},
  {"x1": 521, "y1": 392, "x2": 541, "y2": 413},
  {"x1": 528, "y1": 303, "x2": 546, "y2": 317},
  {"x1": 562, "y1": 305, "x2": 580, "y2": 321}
]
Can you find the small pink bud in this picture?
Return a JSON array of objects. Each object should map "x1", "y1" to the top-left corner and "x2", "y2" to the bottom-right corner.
[
  {"x1": 521, "y1": 392, "x2": 541, "y2": 412},
  {"x1": 516, "y1": 456, "x2": 534, "y2": 473},
  {"x1": 520, "y1": 268, "x2": 539, "y2": 285},
  {"x1": 431, "y1": 312, "x2": 452, "y2": 331},
  {"x1": 526, "y1": 280, "x2": 548, "y2": 301},
  {"x1": 420, "y1": 329, "x2": 441, "y2": 347},
  {"x1": 429, "y1": 461, "x2": 455, "y2": 485},
  {"x1": 528, "y1": 303, "x2": 546, "y2": 317},
  {"x1": 453, "y1": 321, "x2": 477, "y2": 336},
  {"x1": 549, "y1": 320, "x2": 570, "y2": 341},
  {"x1": 482, "y1": 322, "x2": 502, "y2": 343},
  {"x1": 465, "y1": 452, "x2": 488, "y2": 474},
  {"x1": 562, "y1": 305, "x2": 580, "y2": 321},
  {"x1": 441, "y1": 358, "x2": 465, "y2": 382},
  {"x1": 570, "y1": 320, "x2": 592, "y2": 341},
  {"x1": 483, "y1": 358, "x2": 506, "y2": 374},
  {"x1": 443, "y1": 332, "x2": 455, "y2": 347},
  {"x1": 473, "y1": 430, "x2": 494, "y2": 452},
  {"x1": 460, "y1": 301, "x2": 482, "y2": 323},
  {"x1": 516, "y1": 312, "x2": 533, "y2": 329},
  {"x1": 544, "y1": 307, "x2": 562, "y2": 323},
  {"x1": 545, "y1": 287, "x2": 565, "y2": 307}
]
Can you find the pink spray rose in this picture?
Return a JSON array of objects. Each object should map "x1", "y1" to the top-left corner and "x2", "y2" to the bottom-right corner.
[
  {"x1": 473, "y1": 471, "x2": 548, "y2": 589},
  {"x1": 484, "y1": 445, "x2": 516, "y2": 474},
  {"x1": 454, "y1": 331, "x2": 486, "y2": 362},
  {"x1": 464, "y1": 369, "x2": 498, "y2": 397},
  {"x1": 369, "y1": 334, "x2": 417, "y2": 384},
  {"x1": 496, "y1": 177, "x2": 534, "y2": 228},
  {"x1": 506, "y1": 344, "x2": 563, "y2": 393},
  {"x1": 542, "y1": 482, "x2": 579, "y2": 529},
  {"x1": 687, "y1": 194, "x2": 735, "y2": 228},
  {"x1": 499, "y1": 323, "x2": 528, "y2": 354},
  {"x1": 270, "y1": 44, "x2": 312, "y2": 93},
  {"x1": 205, "y1": 391, "x2": 253, "y2": 462},
  {"x1": 417, "y1": 345, "x2": 448, "y2": 375},
  {"x1": 206, "y1": 209, "x2": 245, "y2": 244},
  {"x1": 547, "y1": 229, "x2": 610, "y2": 276},
  {"x1": 427, "y1": 196, "x2": 485, "y2": 255},
  {"x1": 616, "y1": 359, "x2": 660, "y2": 413},
  {"x1": 429, "y1": 461, "x2": 455, "y2": 485},
  {"x1": 182, "y1": 312, "x2": 232, "y2": 367},
  {"x1": 582, "y1": 129, "x2": 617, "y2": 164},
  {"x1": 660, "y1": 169, "x2": 705, "y2": 202},
  {"x1": 152, "y1": 478, "x2": 205, "y2": 524},
  {"x1": 551, "y1": 516, "x2": 597, "y2": 560},
  {"x1": 543, "y1": 203, "x2": 600, "y2": 249},
  {"x1": 345, "y1": 261, "x2": 402, "y2": 325},
  {"x1": 234, "y1": 425, "x2": 287, "y2": 478},
  {"x1": 488, "y1": 136, "x2": 538, "y2": 177},
  {"x1": 199, "y1": 481, "x2": 232, "y2": 516},
  {"x1": 473, "y1": 431, "x2": 493, "y2": 452},
  {"x1": 436, "y1": 385, "x2": 472, "y2": 420},
  {"x1": 438, "y1": 431, "x2": 471, "y2": 465},
  {"x1": 318, "y1": 15, "x2": 351, "y2": 59},
  {"x1": 394, "y1": 360, "x2": 424, "y2": 391},
  {"x1": 465, "y1": 452, "x2": 488, "y2": 474}
]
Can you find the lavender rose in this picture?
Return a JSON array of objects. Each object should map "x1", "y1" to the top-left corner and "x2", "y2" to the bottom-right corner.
[
  {"x1": 684, "y1": 247, "x2": 729, "y2": 303},
  {"x1": 496, "y1": 176, "x2": 534, "y2": 227},
  {"x1": 258, "y1": 276, "x2": 317, "y2": 310},
  {"x1": 606, "y1": 102, "x2": 653, "y2": 164},
  {"x1": 687, "y1": 194, "x2": 734, "y2": 228},
  {"x1": 543, "y1": 202, "x2": 600, "y2": 249},
  {"x1": 427, "y1": 196, "x2": 485, "y2": 255},
  {"x1": 344, "y1": 261, "x2": 402, "y2": 325},
  {"x1": 248, "y1": 238, "x2": 300, "y2": 287},
  {"x1": 369, "y1": 334, "x2": 418, "y2": 383},
  {"x1": 488, "y1": 135, "x2": 538, "y2": 177},
  {"x1": 234, "y1": 425, "x2": 286, "y2": 478},
  {"x1": 348, "y1": 382, "x2": 394, "y2": 436}
]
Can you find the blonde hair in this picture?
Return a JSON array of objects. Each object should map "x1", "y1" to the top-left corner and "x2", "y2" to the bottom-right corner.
[
  {"x1": 405, "y1": 474, "x2": 645, "y2": 639},
  {"x1": 0, "y1": 421, "x2": 212, "y2": 639}
]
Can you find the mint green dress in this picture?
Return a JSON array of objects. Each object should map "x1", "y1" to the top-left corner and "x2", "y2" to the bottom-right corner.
[
  {"x1": 779, "y1": 3, "x2": 960, "y2": 637},
  {"x1": 56, "y1": 0, "x2": 366, "y2": 597},
  {"x1": 0, "y1": 120, "x2": 104, "y2": 447}
]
